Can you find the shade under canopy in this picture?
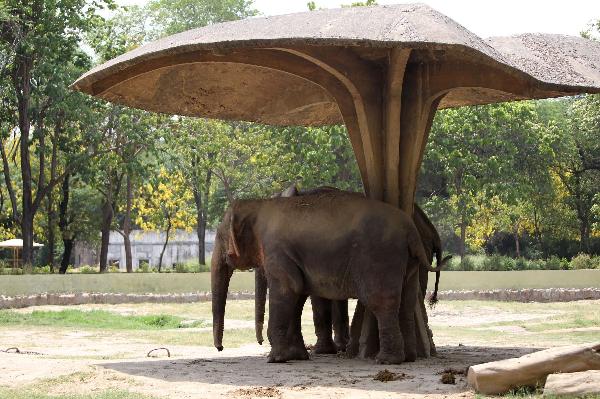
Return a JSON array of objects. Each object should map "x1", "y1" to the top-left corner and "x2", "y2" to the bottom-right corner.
[{"x1": 72, "y1": 3, "x2": 600, "y2": 126}]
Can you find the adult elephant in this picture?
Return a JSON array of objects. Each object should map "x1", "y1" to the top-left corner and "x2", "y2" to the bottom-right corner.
[
  {"x1": 255, "y1": 185, "x2": 448, "y2": 355},
  {"x1": 211, "y1": 192, "x2": 442, "y2": 363}
]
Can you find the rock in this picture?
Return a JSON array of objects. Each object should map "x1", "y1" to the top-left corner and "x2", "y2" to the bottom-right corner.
[
  {"x1": 467, "y1": 343, "x2": 600, "y2": 395},
  {"x1": 543, "y1": 370, "x2": 600, "y2": 397}
]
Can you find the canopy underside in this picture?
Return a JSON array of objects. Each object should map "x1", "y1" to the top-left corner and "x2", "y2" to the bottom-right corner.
[{"x1": 72, "y1": 3, "x2": 600, "y2": 126}]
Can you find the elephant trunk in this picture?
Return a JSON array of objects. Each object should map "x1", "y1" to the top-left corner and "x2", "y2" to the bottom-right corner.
[
  {"x1": 211, "y1": 246, "x2": 233, "y2": 351},
  {"x1": 254, "y1": 266, "x2": 267, "y2": 345}
]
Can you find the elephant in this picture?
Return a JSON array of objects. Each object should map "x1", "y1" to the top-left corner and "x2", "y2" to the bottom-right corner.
[
  {"x1": 211, "y1": 192, "x2": 443, "y2": 364},
  {"x1": 255, "y1": 184, "x2": 448, "y2": 356}
]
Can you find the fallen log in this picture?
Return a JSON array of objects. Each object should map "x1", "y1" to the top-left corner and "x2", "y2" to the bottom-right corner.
[
  {"x1": 467, "y1": 343, "x2": 600, "y2": 395},
  {"x1": 543, "y1": 370, "x2": 600, "y2": 397}
]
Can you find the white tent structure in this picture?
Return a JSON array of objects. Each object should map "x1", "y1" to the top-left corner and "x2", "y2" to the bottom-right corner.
[{"x1": 0, "y1": 239, "x2": 44, "y2": 268}]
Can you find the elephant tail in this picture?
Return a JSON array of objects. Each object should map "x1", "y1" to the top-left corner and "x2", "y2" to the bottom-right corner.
[
  {"x1": 255, "y1": 267, "x2": 268, "y2": 345},
  {"x1": 428, "y1": 255, "x2": 452, "y2": 306}
]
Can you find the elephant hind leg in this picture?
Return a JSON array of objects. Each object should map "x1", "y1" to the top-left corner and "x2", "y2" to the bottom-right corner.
[
  {"x1": 311, "y1": 296, "x2": 337, "y2": 354},
  {"x1": 400, "y1": 265, "x2": 419, "y2": 362},
  {"x1": 332, "y1": 300, "x2": 350, "y2": 352},
  {"x1": 365, "y1": 289, "x2": 404, "y2": 364},
  {"x1": 372, "y1": 306, "x2": 405, "y2": 364}
]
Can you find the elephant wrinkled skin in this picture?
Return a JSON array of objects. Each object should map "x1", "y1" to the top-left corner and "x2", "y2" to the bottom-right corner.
[
  {"x1": 256, "y1": 185, "x2": 448, "y2": 356},
  {"x1": 211, "y1": 193, "x2": 442, "y2": 364}
]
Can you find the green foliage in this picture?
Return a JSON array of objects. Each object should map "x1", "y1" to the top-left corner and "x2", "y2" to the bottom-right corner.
[
  {"x1": 570, "y1": 253, "x2": 600, "y2": 270},
  {"x1": 136, "y1": 262, "x2": 151, "y2": 273},
  {"x1": 174, "y1": 262, "x2": 210, "y2": 273},
  {"x1": 0, "y1": 309, "x2": 206, "y2": 329},
  {"x1": 78, "y1": 265, "x2": 98, "y2": 274},
  {"x1": 33, "y1": 265, "x2": 53, "y2": 274},
  {"x1": 147, "y1": 0, "x2": 257, "y2": 37}
]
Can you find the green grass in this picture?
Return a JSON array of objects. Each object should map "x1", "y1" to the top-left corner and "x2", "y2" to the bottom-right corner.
[
  {"x1": 0, "y1": 389, "x2": 154, "y2": 399},
  {"x1": 0, "y1": 309, "x2": 206, "y2": 330}
]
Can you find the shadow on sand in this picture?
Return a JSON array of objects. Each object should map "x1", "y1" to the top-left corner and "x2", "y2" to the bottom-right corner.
[{"x1": 99, "y1": 345, "x2": 539, "y2": 395}]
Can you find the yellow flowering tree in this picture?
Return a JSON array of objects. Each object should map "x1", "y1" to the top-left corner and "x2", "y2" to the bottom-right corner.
[{"x1": 133, "y1": 167, "x2": 195, "y2": 271}]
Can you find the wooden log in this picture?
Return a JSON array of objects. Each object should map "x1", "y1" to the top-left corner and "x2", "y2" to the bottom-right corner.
[
  {"x1": 467, "y1": 343, "x2": 600, "y2": 395},
  {"x1": 543, "y1": 370, "x2": 600, "y2": 397}
]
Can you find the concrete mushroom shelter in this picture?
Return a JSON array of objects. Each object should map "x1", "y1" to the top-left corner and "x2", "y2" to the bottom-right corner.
[{"x1": 72, "y1": 3, "x2": 600, "y2": 360}]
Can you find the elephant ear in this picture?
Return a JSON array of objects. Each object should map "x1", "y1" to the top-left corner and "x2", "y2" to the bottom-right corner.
[{"x1": 280, "y1": 183, "x2": 299, "y2": 198}]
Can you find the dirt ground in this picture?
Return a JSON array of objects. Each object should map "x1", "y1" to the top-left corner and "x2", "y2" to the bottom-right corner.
[{"x1": 0, "y1": 299, "x2": 598, "y2": 399}]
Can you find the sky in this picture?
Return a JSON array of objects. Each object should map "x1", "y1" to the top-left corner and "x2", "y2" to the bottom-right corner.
[{"x1": 118, "y1": 0, "x2": 600, "y2": 38}]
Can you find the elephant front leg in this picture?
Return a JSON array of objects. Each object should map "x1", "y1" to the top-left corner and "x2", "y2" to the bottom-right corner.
[
  {"x1": 286, "y1": 295, "x2": 310, "y2": 360},
  {"x1": 310, "y1": 296, "x2": 337, "y2": 354},
  {"x1": 267, "y1": 289, "x2": 299, "y2": 363}
]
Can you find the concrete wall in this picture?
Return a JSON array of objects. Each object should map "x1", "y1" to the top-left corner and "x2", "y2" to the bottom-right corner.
[
  {"x1": 0, "y1": 270, "x2": 598, "y2": 297},
  {"x1": 73, "y1": 229, "x2": 216, "y2": 270},
  {"x1": 2, "y1": 288, "x2": 598, "y2": 309},
  {"x1": 1, "y1": 270, "x2": 599, "y2": 309}
]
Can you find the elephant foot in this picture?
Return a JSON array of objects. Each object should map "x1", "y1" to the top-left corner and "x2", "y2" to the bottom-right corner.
[
  {"x1": 404, "y1": 347, "x2": 417, "y2": 362},
  {"x1": 313, "y1": 338, "x2": 338, "y2": 354},
  {"x1": 334, "y1": 339, "x2": 349, "y2": 353},
  {"x1": 267, "y1": 353, "x2": 287, "y2": 363},
  {"x1": 375, "y1": 351, "x2": 405, "y2": 365},
  {"x1": 287, "y1": 344, "x2": 310, "y2": 360},
  {"x1": 346, "y1": 339, "x2": 359, "y2": 358},
  {"x1": 267, "y1": 345, "x2": 309, "y2": 363}
]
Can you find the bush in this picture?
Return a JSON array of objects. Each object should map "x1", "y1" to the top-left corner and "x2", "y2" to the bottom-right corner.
[
  {"x1": 172, "y1": 262, "x2": 210, "y2": 273},
  {"x1": 458, "y1": 257, "x2": 476, "y2": 271},
  {"x1": 481, "y1": 254, "x2": 515, "y2": 271},
  {"x1": 545, "y1": 256, "x2": 562, "y2": 270},
  {"x1": 78, "y1": 265, "x2": 97, "y2": 274},
  {"x1": 137, "y1": 262, "x2": 151, "y2": 273},
  {"x1": 570, "y1": 253, "x2": 599, "y2": 270},
  {"x1": 515, "y1": 257, "x2": 528, "y2": 271},
  {"x1": 33, "y1": 265, "x2": 52, "y2": 274}
]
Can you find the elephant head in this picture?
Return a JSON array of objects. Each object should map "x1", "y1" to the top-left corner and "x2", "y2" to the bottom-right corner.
[{"x1": 212, "y1": 202, "x2": 262, "y2": 351}]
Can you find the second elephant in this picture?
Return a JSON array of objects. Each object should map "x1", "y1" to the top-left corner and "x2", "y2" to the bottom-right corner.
[{"x1": 255, "y1": 185, "x2": 448, "y2": 356}]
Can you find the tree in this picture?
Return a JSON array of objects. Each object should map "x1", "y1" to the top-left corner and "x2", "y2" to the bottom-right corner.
[
  {"x1": 542, "y1": 95, "x2": 600, "y2": 252},
  {"x1": 134, "y1": 166, "x2": 195, "y2": 271},
  {"x1": 422, "y1": 102, "x2": 543, "y2": 260},
  {"x1": 147, "y1": 0, "x2": 257, "y2": 37},
  {"x1": 0, "y1": 0, "x2": 114, "y2": 266}
]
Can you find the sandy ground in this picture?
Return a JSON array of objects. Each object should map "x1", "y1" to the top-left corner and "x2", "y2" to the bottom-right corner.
[{"x1": 0, "y1": 300, "x2": 597, "y2": 398}]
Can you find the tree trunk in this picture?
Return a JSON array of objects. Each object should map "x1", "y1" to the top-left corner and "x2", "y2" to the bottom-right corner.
[
  {"x1": 20, "y1": 212, "x2": 34, "y2": 271},
  {"x1": 579, "y1": 221, "x2": 590, "y2": 253},
  {"x1": 58, "y1": 174, "x2": 71, "y2": 274},
  {"x1": 15, "y1": 57, "x2": 35, "y2": 268},
  {"x1": 46, "y1": 204, "x2": 55, "y2": 271},
  {"x1": 513, "y1": 223, "x2": 521, "y2": 258},
  {"x1": 45, "y1": 119, "x2": 60, "y2": 272},
  {"x1": 59, "y1": 238, "x2": 74, "y2": 274},
  {"x1": 459, "y1": 219, "x2": 467, "y2": 263},
  {"x1": 99, "y1": 198, "x2": 113, "y2": 273},
  {"x1": 194, "y1": 193, "x2": 207, "y2": 265},
  {"x1": 123, "y1": 173, "x2": 133, "y2": 272},
  {"x1": 158, "y1": 220, "x2": 171, "y2": 272}
]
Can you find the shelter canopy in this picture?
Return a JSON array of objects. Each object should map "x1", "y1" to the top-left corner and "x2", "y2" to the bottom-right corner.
[{"x1": 72, "y1": 3, "x2": 600, "y2": 126}]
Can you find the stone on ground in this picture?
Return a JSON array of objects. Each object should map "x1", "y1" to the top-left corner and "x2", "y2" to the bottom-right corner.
[
  {"x1": 467, "y1": 342, "x2": 600, "y2": 395},
  {"x1": 543, "y1": 370, "x2": 600, "y2": 397}
]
